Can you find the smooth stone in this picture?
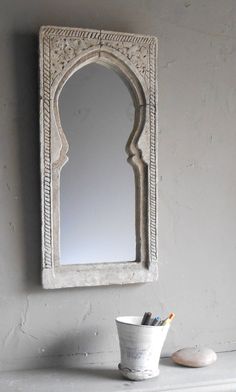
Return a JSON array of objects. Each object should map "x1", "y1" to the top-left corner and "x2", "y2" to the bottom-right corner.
[{"x1": 172, "y1": 347, "x2": 217, "y2": 368}]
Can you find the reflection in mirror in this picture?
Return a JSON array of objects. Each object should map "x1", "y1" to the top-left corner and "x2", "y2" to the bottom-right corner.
[{"x1": 59, "y1": 64, "x2": 135, "y2": 264}]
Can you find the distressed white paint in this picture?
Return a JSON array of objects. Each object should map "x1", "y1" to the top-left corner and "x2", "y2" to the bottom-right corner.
[
  {"x1": 116, "y1": 316, "x2": 169, "y2": 380},
  {"x1": 39, "y1": 26, "x2": 158, "y2": 288}
]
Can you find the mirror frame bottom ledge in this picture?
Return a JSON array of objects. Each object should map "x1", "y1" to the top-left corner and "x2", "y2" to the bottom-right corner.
[
  {"x1": 42, "y1": 262, "x2": 158, "y2": 289},
  {"x1": 0, "y1": 351, "x2": 235, "y2": 392}
]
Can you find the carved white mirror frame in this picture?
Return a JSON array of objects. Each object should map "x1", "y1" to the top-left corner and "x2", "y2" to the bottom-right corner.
[{"x1": 39, "y1": 26, "x2": 158, "y2": 289}]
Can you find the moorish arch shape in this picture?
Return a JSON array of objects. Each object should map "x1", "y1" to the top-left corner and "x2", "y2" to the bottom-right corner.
[{"x1": 40, "y1": 26, "x2": 158, "y2": 288}]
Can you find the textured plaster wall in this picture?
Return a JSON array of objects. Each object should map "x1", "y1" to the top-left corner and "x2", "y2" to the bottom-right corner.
[{"x1": 0, "y1": 0, "x2": 236, "y2": 371}]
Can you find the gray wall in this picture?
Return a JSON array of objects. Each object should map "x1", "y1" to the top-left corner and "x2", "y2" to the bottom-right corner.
[{"x1": 0, "y1": 0, "x2": 236, "y2": 371}]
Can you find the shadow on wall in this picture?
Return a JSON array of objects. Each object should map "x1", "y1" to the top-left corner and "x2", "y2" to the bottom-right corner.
[
  {"x1": 13, "y1": 32, "x2": 42, "y2": 290},
  {"x1": 35, "y1": 328, "x2": 119, "y2": 370}
]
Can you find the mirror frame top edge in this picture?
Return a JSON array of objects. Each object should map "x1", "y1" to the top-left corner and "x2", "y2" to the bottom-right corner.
[{"x1": 39, "y1": 25, "x2": 158, "y2": 289}]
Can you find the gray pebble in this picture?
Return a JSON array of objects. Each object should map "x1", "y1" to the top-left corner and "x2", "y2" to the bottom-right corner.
[{"x1": 172, "y1": 347, "x2": 217, "y2": 368}]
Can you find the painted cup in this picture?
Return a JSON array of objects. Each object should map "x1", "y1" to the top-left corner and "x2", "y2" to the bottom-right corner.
[{"x1": 116, "y1": 316, "x2": 170, "y2": 381}]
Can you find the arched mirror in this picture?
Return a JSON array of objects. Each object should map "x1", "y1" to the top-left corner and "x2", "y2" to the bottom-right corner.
[
  {"x1": 40, "y1": 26, "x2": 158, "y2": 288},
  {"x1": 59, "y1": 63, "x2": 136, "y2": 264}
]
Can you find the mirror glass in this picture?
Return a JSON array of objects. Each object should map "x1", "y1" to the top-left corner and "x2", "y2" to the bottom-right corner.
[{"x1": 59, "y1": 63, "x2": 136, "y2": 264}]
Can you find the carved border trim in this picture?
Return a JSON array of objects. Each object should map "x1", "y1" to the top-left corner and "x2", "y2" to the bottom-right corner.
[
  {"x1": 41, "y1": 26, "x2": 101, "y2": 39},
  {"x1": 149, "y1": 41, "x2": 158, "y2": 263},
  {"x1": 41, "y1": 34, "x2": 52, "y2": 269},
  {"x1": 42, "y1": 25, "x2": 155, "y2": 43}
]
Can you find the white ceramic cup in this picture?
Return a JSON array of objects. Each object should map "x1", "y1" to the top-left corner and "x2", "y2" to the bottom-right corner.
[{"x1": 116, "y1": 316, "x2": 170, "y2": 381}]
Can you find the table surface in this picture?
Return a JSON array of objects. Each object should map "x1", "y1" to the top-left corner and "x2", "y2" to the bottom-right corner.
[{"x1": 0, "y1": 351, "x2": 236, "y2": 392}]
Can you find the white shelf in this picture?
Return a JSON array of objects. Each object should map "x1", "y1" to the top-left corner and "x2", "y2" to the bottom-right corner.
[{"x1": 0, "y1": 351, "x2": 236, "y2": 392}]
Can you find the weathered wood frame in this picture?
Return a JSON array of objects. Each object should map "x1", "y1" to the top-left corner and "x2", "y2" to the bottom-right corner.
[{"x1": 39, "y1": 26, "x2": 158, "y2": 289}]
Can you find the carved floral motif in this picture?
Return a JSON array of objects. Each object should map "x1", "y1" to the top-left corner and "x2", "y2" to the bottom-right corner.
[
  {"x1": 102, "y1": 41, "x2": 149, "y2": 82},
  {"x1": 50, "y1": 36, "x2": 99, "y2": 82},
  {"x1": 50, "y1": 36, "x2": 149, "y2": 84}
]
